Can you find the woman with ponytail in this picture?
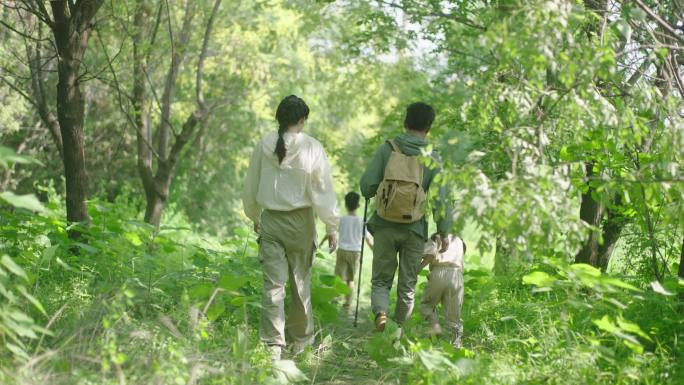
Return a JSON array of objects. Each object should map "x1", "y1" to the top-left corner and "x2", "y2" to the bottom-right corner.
[{"x1": 242, "y1": 95, "x2": 339, "y2": 360}]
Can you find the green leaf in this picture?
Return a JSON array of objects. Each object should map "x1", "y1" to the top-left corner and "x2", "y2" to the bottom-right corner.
[
  {"x1": 17, "y1": 286, "x2": 47, "y2": 316},
  {"x1": 319, "y1": 274, "x2": 337, "y2": 286},
  {"x1": 234, "y1": 227, "x2": 250, "y2": 238},
  {"x1": 522, "y1": 271, "x2": 555, "y2": 287},
  {"x1": 1, "y1": 255, "x2": 27, "y2": 280},
  {"x1": 5, "y1": 343, "x2": 28, "y2": 360},
  {"x1": 0, "y1": 192, "x2": 45, "y2": 212},
  {"x1": 593, "y1": 315, "x2": 618, "y2": 334},
  {"x1": 601, "y1": 277, "x2": 640, "y2": 292},
  {"x1": 616, "y1": 316, "x2": 652, "y2": 342},
  {"x1": 623, "y1": 339, "x2": 644, "y2": 354},
  {"x1": 207, "y1": 301, "x2": 226, "y2": 321},
  {"x1": 0, "y1": 146, "x2": 43, "y2": 168},
  {"x1": 40, "y1": 245, "x2": 58, "y2": 265},
  {"x1": 569, "y1": 263, "x2": 601, "y2": 277},
  {"x1": 192, "y1": 253, "x2": 210, "y2": 268},
  {"x1": 124, "y1": 232, "x2": 143, "y2": 246},
  {"x1": 55, "y1": 257, "x2": 75, "y2": 272},
  {"x1": 312, "y1": 286, "x2": 339, "y2": 303},
  {"x1": 218, "y1": 275, "x2": 250, "y2": 291},
  {"x1": 74, "y1": 242, "x2": 99, "y2": 254},
  {"x1": 613, "y1": 20, "x2": 631, "y2": 42},
  {"x1": 189, "y1": 283, "x2": 212, "y2": 300},
  {"x1": 229, "y1": 295, "x2": 257, "y2": 307}
]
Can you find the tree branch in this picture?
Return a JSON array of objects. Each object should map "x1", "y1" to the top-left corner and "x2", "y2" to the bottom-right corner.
[
  {"x1": 157, "y1": 0, "x2": 196, "y2": 160},
  {"x1": 631, "y1": 0, "x2": 684, "y2": 44},
  {"x1": 28, "y1": 0, "x2": 54, "y2": 27},
  {"x1": 94, "y1": 21, "x2": 160, "y2": 161},
  {"x1": 158, "y1": 0, "x2": 222, "y2": 186},
  {"x1": 196, "y1": 0, "x2": 221, "y2": 110},
  {"x1": 24, "y1": 27, "x2": 63, "y2": 155},
  {"x1": 0, "y1": 18, "x2": 50, "y2": 42}
]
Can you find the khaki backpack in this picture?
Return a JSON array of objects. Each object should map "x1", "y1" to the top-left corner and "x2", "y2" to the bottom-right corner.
[{"x1": 376, "y1": 140, "x2": 426, "y2": 223}]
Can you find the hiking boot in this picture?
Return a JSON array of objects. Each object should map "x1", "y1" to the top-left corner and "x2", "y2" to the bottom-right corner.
[
  {"x1": 428, "y1": 323, "x2": 442, "y2": 336},
  {"x1": 451, "y1": 333, "x2": 463, "y2": 349},
  {"x1": 375, "y1": 312, "x2": 388, "y2": 332},
  {"x1": 291, "y1": 340, "x2": 312, "y2": 356},
  {"x1": 267, "y1": 345, "x2": 282, "y2": 362}
]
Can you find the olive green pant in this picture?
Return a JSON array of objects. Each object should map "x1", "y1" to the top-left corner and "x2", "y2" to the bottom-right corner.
[
  {"x1": 258, "y1": 208, "x2": 316, "y2": 348},
  {"x1": 370, "y1": 226, "x2": 424, "y2": 324}
]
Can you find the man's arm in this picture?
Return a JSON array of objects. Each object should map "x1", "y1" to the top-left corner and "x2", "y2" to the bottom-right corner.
[
  {"x1": 432, "y1": 178, "x2": 454, "y2": 252},
  {"x1": 365, "y1": 232, "x2": 374, "y2": 250},
  {"x1": 360, "y1": 143, "x2": 390, "y2": 199}
]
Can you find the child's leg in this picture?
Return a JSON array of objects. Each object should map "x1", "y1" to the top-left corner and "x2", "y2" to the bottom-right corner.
[
  {"x1": 443, "y1": 269, "x2": 465, "y2": 347},
  {"x1": 345, "y1": 280, "x2": 354, "y2": 309},
  {"x1": 345, "y1": 251, "x2": 360, "y2": 309},
  {"x1": 420, "y1": 271, "x2": 445, "y2": 330},
  {"x1": 333, "y1": 250, "x2": 347, "y2": 305}
]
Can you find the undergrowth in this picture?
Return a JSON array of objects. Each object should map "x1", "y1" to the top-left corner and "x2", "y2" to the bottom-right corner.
[{"x1": 1, "y1": 192, "x2": 682, "y2": 384}]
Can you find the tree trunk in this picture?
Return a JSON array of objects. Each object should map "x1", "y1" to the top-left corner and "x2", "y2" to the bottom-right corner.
[
  {"x1": 597, "y1": 194, "x2": 625, "y2": 272},
  {"x1": 575, "y1": 162, "x2": 602, "y2": 265},
  {"x1": 493, "y1": 237, "x2": 520, "y2": 277},
  {"x1": 50, "y1": 1, "x2": 105, "y2": 234},
  {"x1": 144, "y1": 192, "x2": 166, "y2": 228}
]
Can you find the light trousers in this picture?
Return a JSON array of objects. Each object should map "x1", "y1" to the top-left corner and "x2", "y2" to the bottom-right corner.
[
  {"x1": 258, "y1": 207, "x2": 316, "y2": 347},
  {"x1": 419, "y1": 265, "x2": 464, "y2": 338}
]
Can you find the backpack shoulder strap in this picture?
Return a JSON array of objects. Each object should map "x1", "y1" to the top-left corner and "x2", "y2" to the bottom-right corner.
[{"x1": 386, "y1": 139, "x2": 401, "y2": 153}]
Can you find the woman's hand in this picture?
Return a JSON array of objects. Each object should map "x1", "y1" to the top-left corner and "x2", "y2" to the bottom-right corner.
[
  {"x1": 327, "y1": 233, "x2": 337, "y2": 253},
  {"x1": 318, "y1": 234, "x2": 337, "y2": 252}
]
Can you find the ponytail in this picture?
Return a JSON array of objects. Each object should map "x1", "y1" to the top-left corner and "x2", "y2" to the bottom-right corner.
[
  {"x1": 275, "y1": 124, "x2": 287, "y2": 164},
  {"x1": 274, "y1": 95, "x2": 309, "y2": 165}
]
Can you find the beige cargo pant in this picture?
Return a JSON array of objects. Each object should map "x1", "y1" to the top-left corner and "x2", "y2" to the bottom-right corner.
[
  {"x1": 419, "y1": 266, "x2": 464, "y2": 340},
  {"x1": 370, "y1": 226, "x2": 424, "y2": 324},
  {"x1": 258, "y1": 207, "x2": 316, "y2": 348}
]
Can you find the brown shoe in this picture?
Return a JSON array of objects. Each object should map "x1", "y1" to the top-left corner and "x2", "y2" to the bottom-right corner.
[{"x1": 375, "y1": 312, "x2": 387, "y2": 332}]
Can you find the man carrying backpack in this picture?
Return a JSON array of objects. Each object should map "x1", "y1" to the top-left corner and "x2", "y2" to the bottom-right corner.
[{"x1": 360, "y1": 102, "x2": 452, "y2": 332}]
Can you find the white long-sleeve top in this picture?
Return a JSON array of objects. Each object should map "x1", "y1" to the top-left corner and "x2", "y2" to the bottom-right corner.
[
  {"x1": 242, "y1": 131, "x2": 340, "y2": 235},
  {"x1": 424, "y1": 235, "x2": 465, "y2": 270}
]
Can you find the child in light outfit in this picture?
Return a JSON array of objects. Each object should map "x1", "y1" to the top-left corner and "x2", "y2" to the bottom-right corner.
[
  {"x1": 419, "y1": 233, "x2": 466, "y2": 348},
  {"x1": 335, "y1": 192, "x2": 373, "y2": 313}
]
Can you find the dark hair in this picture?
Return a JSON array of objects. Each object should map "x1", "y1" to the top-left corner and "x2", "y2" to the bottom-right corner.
[
  {"x1": 404, "y1": 102, "x2": 435, "y2": 132},
  {"x1": 429, "y1": 233, "x2": 467, "y2": 254},
  {"x1": 344, "y1": 192, "x2": 360, "y2": 212},
  {"x1": 275, "y1": 95, "x2": 309, "y2": 164}
]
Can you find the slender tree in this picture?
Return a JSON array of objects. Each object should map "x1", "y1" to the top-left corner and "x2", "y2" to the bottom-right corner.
[{"x1": 132, "y1": 0, "x2": 221, "y2": 228}]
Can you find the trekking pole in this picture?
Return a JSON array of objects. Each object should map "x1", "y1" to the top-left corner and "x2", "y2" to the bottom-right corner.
[{"x1": 354, "y1": 198, "x2": 370, "y2": 328}]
